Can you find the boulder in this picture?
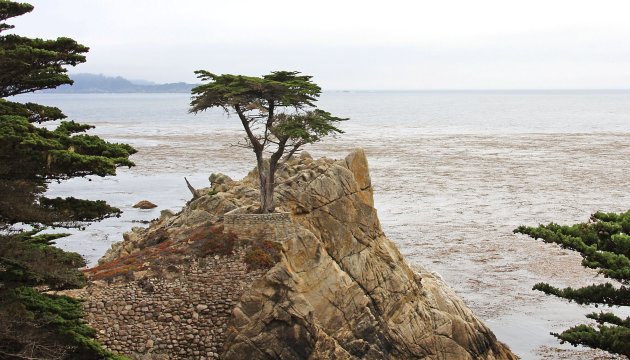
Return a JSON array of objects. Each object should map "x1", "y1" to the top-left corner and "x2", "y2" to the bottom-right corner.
[
  {"x1": 133, "y1": 200, "x2": 157, "y2": 209},
  {"x1": 209, "y1": 173, "x2": 234, "y2": 186},
  {"x1": 160, "y1": 209, "x2": 176, "y2": 220}
]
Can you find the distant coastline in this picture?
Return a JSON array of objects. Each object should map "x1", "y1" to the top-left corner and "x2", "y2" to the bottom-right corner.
[
  {"x1": 42, "y1": 73, "x2": 197, "y2": 94},
  {"x1": 41, "y1": 74, "x2": 630, "y2": 94}
]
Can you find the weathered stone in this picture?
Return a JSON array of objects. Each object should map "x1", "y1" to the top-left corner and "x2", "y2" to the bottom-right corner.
[
  {"x1": 160, "y1": 209, "x2": 176, "y2": 220},
  {"x1": 81, "y1": 149, "x2": 515, "y2": 360},
  {"x1": 299, "y1": 150, "x2": 312, "y2": 160},
  {"x1": 209, "y1": 173, "x2": 233, "y2": 186},
  {"x1": 223, "y1": 149, "x2": 514, "y2": 359},
  {"x1": 344, "y1": 147, "x2": 371, "y2": 190},
  {"x1": 133, "y1": 200, "x2": 158, "y2": 209}
]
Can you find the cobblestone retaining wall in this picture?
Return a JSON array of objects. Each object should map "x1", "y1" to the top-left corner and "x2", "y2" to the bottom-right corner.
[
  {"x1": 84, "y1": 250, "x2": 264, "y2": 360},
  {"x1": 223, "y1": 212, "x2": 293, "y2": 242}
]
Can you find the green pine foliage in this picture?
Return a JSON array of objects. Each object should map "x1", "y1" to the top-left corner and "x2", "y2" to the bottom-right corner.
[
  {"x1": 532, "y1": 282, "x2": 630, "y2": 307},
  {"x1": 515, "y1": 210, "x2": 630, "y2": 356},
  {"x1": 0, "y1": 0, "x2": 136, "y2": 228},
  {"x1": 1, "y1": 1, "x2": 133, "y2": 358},
  {"x1": 0, "y1": 231, "x2": 85, "y2": 290},
  {"x1": 0, "y1": 109, "x2": 135, "y2": 226},
  {"x1": 0, "y1": 286, "x2": 126, "y2": 359},
  {"x1": 551, "y1": 321, "x2": 630, "y2": 358},
  {"x1": 190, "y1": 70, "x2": 346, "y2": 213},
  {"x1": 0, "y1": 98, "x2": 66, "y2": 123}
]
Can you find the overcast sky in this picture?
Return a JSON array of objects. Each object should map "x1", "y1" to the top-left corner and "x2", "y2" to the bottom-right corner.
[{"x1": 9, "y1": 0, "x2": 630, "y2": 90}]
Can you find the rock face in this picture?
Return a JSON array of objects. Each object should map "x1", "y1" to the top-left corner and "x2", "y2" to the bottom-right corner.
[{"x1": 94, "y1": 149, "x2": 516, "y2": 359}]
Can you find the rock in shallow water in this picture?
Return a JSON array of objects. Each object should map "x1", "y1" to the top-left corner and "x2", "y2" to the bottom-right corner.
[{"x1": 133, "y1": 200, "x2": 158, "y2": 209}]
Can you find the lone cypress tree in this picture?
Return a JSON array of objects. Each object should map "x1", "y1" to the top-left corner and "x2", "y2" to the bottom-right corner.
[
  {"x1": 0, "y1": 1, "x2": 133, "y2": 358},
  {"x1": 515, "y1": 210, "x2": 630, "y2": 357},
  {"x1": 190, "y1": 70, "x2": 346, "y2": 213}
]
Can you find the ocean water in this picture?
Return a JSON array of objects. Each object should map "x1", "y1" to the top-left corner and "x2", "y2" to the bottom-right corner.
[{"x1": 12, "y1": 91, "x2": 630, "y2": 359}]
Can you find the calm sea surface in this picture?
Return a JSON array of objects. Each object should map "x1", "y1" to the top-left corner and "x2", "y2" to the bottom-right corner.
[
  {"x1": 13, "y1": 91, "x2": 630, "y2": 359},
  {"x1": 17, "y1": 90, "x2": 630, "y2": 134}
]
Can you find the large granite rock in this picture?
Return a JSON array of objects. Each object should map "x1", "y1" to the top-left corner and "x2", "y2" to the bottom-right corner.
[{"x1": 99, "y1": 149, "x2": 516, "y2": 359}]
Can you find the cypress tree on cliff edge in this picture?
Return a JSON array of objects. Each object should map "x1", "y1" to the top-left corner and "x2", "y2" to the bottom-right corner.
[{"x1": 190, "y1": 70, "x2": 346, "y2": 213}]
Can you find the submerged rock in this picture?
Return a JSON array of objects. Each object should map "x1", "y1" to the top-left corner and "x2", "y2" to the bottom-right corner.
[{"x1": 92, "y1": 148, "x2": 516, "y2": 359}]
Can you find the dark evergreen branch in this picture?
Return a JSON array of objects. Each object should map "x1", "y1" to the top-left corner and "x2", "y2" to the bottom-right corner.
[
  {"x1": 0, "y1": 232, "x2": 86, "y2": 290},
  {"x1": 518, "y1": 210, "x2": 630, "y2": 356},
  {"x1": 533, "y1": 282, "x2": 630, "y2": 306},
  {"x1": 553, "y1": 323, "x2": 630, "y2": 357},
  {"x1": 586, "y1": 312, "x2": 630, "y2": 327},
  {"x1": 0, "y1": 99, "x2": 66, "y2": 123}
]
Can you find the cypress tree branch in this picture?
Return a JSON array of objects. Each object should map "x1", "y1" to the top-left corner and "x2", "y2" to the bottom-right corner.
[
  {"x1": 517, "y1": 210, "x2": 630, "y2": 356},
  {"x1": 586, "y1": 312, "x2": 630, "y2": 327},
  {"x1": 553, "y1": 323, "x2": 630, "y2": 357},
  {"x1": 533, "y1": 282, "x2": 630, "y2": 307}
]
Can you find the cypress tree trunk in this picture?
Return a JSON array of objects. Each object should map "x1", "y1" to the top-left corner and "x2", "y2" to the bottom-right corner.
[
  {"x1": 255, "y1": 154, "x2": 270, "y2": 214},
  {"x1": 257, "y1": 160, "x2": 276, "y2": 214},
  {"x1": 256, "y1": 151, "x2": 281, "y2": 214},
  {"x1": 255, "y1": 156, "x2": 276, "y2": 214},
  {"x1": 262, "y1": 161, "x2": 276, "y2": 213},
  {"x1": 260, "y1": 179, "x2": 274, "y2": 213}
]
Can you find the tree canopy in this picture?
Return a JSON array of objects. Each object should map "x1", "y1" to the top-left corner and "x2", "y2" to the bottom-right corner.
[
  {"x1": 515, "y1": 210, "x2": 630, "y2": 357},
  {"x1": 0, "y1": 1, "x2": 132, "y2": 358},
  {"x1": 190, "y1": 70, "x2": 346, "y2": 213},
  {"x1": 0, "y1": 2, "x2": 136, "y2": 228},
  {"x1": 0, "y1": 1, "x2": 87, "y2": 98}
]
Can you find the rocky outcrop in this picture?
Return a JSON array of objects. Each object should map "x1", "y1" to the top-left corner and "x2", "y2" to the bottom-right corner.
[{"x1": 92, "y1": 149, "x2": 516, "y2": 360}]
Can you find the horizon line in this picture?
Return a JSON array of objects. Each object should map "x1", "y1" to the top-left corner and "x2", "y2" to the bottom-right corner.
[{"x1": 322, "y1": 88, "x2": 630, "y2": 92}]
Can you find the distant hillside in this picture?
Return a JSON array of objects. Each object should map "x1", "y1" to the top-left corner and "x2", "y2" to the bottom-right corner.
[{"x1": 44, "y1": 74, "x2": 196, "y2": 93}]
